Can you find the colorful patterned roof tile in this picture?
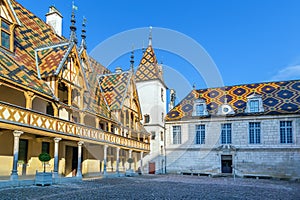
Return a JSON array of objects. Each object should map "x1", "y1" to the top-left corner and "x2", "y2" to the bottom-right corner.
[
  {"x1": 35, "y1": 42, "x2": 70, "y2": 78},
  {"x1": 84, "y1": 57, "x2": 112, "y2": 118},
  {"x1": 135, "y1": 45, "x2": 163, "y2": 83},
  {"x1": 166, "y1": 80, "x2": 300, "y2": 121},
  {"x1": 99, "y1": 71, "x2": 132, "y2": 110},
  {"x1": 0, "y1": 1, "x2": 66, "y2": 97},
  {"x1": 0, "y1": 50, "x2": 53, "y2": 95}
]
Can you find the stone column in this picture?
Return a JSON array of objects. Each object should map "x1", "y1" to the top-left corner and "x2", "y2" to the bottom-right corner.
[
  {"x1": 139, "y1": 151, "x2": 144, "y2": 175},
  {"x1": 116, "y1": 147, "x2": 120, "y2": 176},
  {"x1": 129, "y1": 149, "x2": 132, "y2": 170},
  {"x1": 10, "y1": 130, "x2": 23, "y2": 180},
  {"x1": 103, "y1": 145, "x2": 108, "y2": 175},
  {"x1": 53, "y1": 137, "x2": 62, "y2": 179},
  {"x1": 76, "y1": 141, "x2": 84, "y2": 178}
]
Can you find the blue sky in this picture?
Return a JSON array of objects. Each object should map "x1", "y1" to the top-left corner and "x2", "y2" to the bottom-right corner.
[{"x1": 18, "y1": 0, "x2": 300, "y2": 101}]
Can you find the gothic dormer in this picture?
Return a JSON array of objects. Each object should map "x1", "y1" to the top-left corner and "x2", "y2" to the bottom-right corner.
[{"x1": 0, "y1": 0, "x2": 21, "y2": 52}]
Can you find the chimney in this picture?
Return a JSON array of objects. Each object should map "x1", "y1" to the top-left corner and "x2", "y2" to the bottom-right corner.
[{"x1": 46, "y1": 6, "x2": 63, "y2": 36}]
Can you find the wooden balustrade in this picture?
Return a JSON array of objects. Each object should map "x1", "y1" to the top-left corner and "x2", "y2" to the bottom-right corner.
[{"x1": 0, "y1": 102, "x2": 150, "y2": 151}]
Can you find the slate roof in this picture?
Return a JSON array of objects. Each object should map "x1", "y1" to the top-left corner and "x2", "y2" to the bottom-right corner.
[
  {"x1": 135, "y1": 45, "x2": 163, "y2": 83},
  {"x1": 166, "y1": 80, "x2": 300, "y2": 121}
]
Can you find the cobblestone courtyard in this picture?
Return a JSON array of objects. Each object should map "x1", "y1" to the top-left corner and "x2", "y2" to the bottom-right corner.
[{"x1": 0, "y1": 175, "x2": 299, "y2": 200}]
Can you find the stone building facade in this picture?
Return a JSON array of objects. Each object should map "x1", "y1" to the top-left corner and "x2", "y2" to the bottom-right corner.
[{"x1": 165, "y1": 81, "x2": 300, "y2": 179}]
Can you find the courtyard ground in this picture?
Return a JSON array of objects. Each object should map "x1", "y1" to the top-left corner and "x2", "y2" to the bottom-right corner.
[{"x1": 0, "y1": 175, "x2": 299, "y2": 200}]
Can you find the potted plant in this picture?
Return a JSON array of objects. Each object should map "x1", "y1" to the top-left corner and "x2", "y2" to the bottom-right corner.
[
  {"x1": 125, "y1": 158, "x2": 135, "y2": 177},
  {"x1": 35, "y1": 153, "x2": 53, "y2": 186}
]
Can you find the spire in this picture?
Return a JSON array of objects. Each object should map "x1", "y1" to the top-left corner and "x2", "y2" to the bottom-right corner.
[
  {"x1": 148, "y1": 26, "x2": 152, "y2": 46},
  {"x1": 130, "y1": 46, "x2": 134, "y2": 72},
  {"x1": 80, "y1": 17, "x2": 87, "y2": 50},
  {"x1": 69, "y1": 1, "x2": 78, "y2": 44}
]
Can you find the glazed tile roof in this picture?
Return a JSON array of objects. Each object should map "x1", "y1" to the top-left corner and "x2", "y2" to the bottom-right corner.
[
  {"x1": 35, "y1": 43, "x2": 70, "y2": 78},
  {"x1": 0, "y1": 1, "x2": 113, "y2": 119},
  {"x1": 166, "y1": 80, "x2": 300, "y2": 121},
  {"x1": 99, "y1": 71, "x2": 132, "y2": 110},
  {"x1": 135, "y1": 45, "x2": 163, "y2": 83},
  {"x1": 0, "y1": 1, "x2": 66, "y2": 96},
  {"x1": 84, "y1": 57, "x2": 112, "y2": 118}
]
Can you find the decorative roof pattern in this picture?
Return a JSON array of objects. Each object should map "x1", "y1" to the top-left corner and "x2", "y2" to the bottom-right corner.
[
  {"x1": 99, "y1": 71, "x2": 132, "y2": 110},
  {"x1": 166, "y1": 80, "x2": 300, "y2": 121},
  {"x1": 84, "y1": 57, "x2": 111, "y2": 118},
  {"x1": 0, "y1": 1, "x2": 66, "y2": 96},
  {"x1": 135, "y1": 45, "x2": 163, "y2": 82},
  {"x1": 36, "y1": 43, "x2": 70, "y2": 78},
  {"x1": 0, "y1": 50, "x2": 53, "y2": 95}
]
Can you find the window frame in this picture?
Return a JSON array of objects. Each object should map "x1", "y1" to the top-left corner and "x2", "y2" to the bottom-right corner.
[
  {"x1": 192, "y1": 99, "x2": 208, "y2": 116},
  {"x1": 172, "y1": 125, "x2": 181, "y2": 144},
  {"x1": 0, "y1": 18, "x2": 12, "y2": 51},
  {"x1": 195, "y1": 124, "x2": 205, "y2": 144},
  {"x1": 280, "y1": 121, "x2": 293, "y2": 144},
  {"x1": 221, "y1": 123, "x2": 232, "y2": 144},
  {"x1": 249, "y1": 122, "x2": 261, "y2": 144},
  {"x1": 245, "y1": 93, "x2": 264, "y2": 113}
]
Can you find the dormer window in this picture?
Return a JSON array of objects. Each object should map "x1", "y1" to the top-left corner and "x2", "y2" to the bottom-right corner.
[
  {"x1": 245, "y1": 93, "x2": 264, "y2": 113},
  {"x1": 0, "y1": 19, "x2": 11, "y2": 50},
  {"x1": 249, "y1": 100, "x2": 259, "y2": 112},
  {"x1": 193, "y1": 99, "x2": 208, "y2": 116}
]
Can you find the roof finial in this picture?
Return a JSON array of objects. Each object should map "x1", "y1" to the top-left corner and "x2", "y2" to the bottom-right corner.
[
  {"x1": 80, "y1": 17, "x2": 87, "y2": 50},
  {"x1": 130, "y1": 45, "x2": 134, "y2": 72},
  {"x1": 193, "y1": 83, "x2": 196, "y2": 89},
  {"x1": 142, "y1": 40, "x2": 145, "y2": 53},
  {"x1": 148, "y1": 26, "x2": 152, "y2": 46},
  {"x1": 70, "y1": 1, "x2": 78, "y2": 44}
]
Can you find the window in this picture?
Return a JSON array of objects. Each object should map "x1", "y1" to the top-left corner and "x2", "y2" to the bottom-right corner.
[
  {"x1": 160, "y1": 131, "x2": 164, "y2": 141},
  {"x1": 195, "y1": 125, "x2": 205, "y2": 144},
  {"x1": 221, "y1": 123, "x2": 231, "y2": 144},
  {"x1": 151, "y1": 131, "x2": 156, "y2": 140},
  {"x1": 249, "y1": 100, "x2": 259, "y2": 113},
  {"x1": 193, "y1": 99, "x2": 208, "y2": 116},
  {"x1": 161, "y1": 88, "x2": 164, "y2": 102},
  {"x1": 245, "y1": 93, "x2": 264, "y2": 113},
  {"x1": 172, "y1": 126, "x2": 181, "y2": 144},
  {"x1": 249, "y1": 122, "x2": 260, "y2": 144},
  {"x1": 0, "y1": 20, "x2": 11, "y2": 50},
  {"x1": 196, "y1": 104, "x2": 204, "y2": 116},
  {"x1": 144, "y1": 114, "x2": 150, "y2": 124},
  {"x1": 42, "y1": 142, "x2": 50, "y2": 154},
  {"x1": 280, "y1": 121, "x2": 293, "y2": 144}
]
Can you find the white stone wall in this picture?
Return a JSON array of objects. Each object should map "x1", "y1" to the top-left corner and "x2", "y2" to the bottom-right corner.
[
  {"x1": 165, "y1": 115, "x2": 300, "y2": 178},
  {"x1": 137, "y1": 80, "x2": 167, "y2": 173}
]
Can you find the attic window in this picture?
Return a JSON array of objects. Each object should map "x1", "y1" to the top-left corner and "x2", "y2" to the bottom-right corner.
[
  {"x1": 192, "y1": 99, "x2": 208, "y2": 116},
  {"x1": 245, "y1": 93, "x2": 264, "y2": 113},
  {"x1": 0, "y1": 19, "x2": 11, "y2": 50}
]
